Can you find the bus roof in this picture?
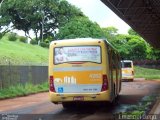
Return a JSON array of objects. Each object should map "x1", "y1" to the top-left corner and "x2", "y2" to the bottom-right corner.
[
  {"x1": 50, "y1": 38, "x2": 104, "y2": 44},
  {"x1": 51, "y1": 38, "x2": 118, "y2": 52}
]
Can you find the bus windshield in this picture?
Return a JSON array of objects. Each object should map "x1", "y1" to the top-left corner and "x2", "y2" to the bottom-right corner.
[{"x1": 54, "y1": 46, "x2": 101, "y2": 64}]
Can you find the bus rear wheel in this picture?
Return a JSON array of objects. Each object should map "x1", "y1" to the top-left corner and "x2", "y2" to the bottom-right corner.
[
  {"x1": 62, "y1": 102, "x2": 73, "y2": 109},
  {"x1": 111, "y1": 85, "x2": 119, "y2": 105}
]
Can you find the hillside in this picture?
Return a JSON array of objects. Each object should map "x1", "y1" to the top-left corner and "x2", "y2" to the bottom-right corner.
[{"x1": 0, "y1": 36, "x2": 48, "y2": 65}]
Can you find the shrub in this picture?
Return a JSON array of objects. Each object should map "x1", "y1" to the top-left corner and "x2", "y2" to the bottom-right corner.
[
  {"x1": 44, "y1": 39, "x2": 50, "y2": 44},
  {"x1": 46, "y1": 43, "x2": 49, "y2": 48},
  {"x1": 40, "y1": 42, "x2": 48, "y2": 48},
  {"x1": 19, "y1": 36, "x2": 27, "y2": 43},
  {"x1": 30, "y1": 39, "x2": 38, "y2": 45},
  {"x1": 8, "y1": 33, "x2": 17, "y2": 41},
  {"x1": 0, "y1": 33, "x2": 3, "y2": 39}
]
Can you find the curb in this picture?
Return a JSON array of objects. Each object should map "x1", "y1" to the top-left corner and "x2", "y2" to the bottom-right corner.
[{"x1": 149, "y1": 99, "x2": 160, "y2": 114}]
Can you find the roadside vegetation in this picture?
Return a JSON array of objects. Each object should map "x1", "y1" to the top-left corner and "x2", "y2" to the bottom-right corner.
[
  {"x1": 134, "y1": 66, "x2": 160, "y2": 80},
  {"x1": 116, "y1": 95, "x2": 159, "y2": 119},
  {"x1": 0, "y1": 82, "x2": 48, "y2": 99},
  {"x1": 0, "y1": 35, "x2": 48, "y2": 65}
]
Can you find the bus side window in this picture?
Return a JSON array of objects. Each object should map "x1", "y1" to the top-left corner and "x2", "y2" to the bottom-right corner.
[
  {"x1": 117, "y1": 55, "x2": 121, "y2": 69},
  {"x1": 112, "y1": 52, "x2": 116, "y2": 69},
  {"x1": 108, "y1": 47, "x2": 112, "y2": 67}
]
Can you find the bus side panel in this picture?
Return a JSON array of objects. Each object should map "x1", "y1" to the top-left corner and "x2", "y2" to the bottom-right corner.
[
  {"x1": 106, "y1": 43, "x2": 121, "y2": 101},
  {"x1": 104, "y1": 43, "x2": 113, "y2": 102},
  {"x1": 48, "y1": 44, "x2": 54, "y2": 82}
]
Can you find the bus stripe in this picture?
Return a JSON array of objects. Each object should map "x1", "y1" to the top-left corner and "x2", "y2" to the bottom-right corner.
[{"x1": 53, "y1": 66, "x2": 102, "y2": 72}]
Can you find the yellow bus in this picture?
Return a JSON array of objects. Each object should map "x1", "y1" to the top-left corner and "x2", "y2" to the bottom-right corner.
[
  {"x1": 121, "y1": 60, "x2": 134, "y2": 81},
  {"x1": 48, "y1": 38, "x2": 122, "y2": 108}
]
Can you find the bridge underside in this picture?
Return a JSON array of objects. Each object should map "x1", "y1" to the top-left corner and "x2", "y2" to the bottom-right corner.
[{"x1": 101, "y1": 0, "x2": 160, "y2": 48}]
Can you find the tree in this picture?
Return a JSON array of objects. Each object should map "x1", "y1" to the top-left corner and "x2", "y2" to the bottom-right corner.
[
  {"x1": 111, "y1": 34, "x2": 147, "y2": 60},
  {"x1": 128, "y1": 28, "x2": 139, "y2": 36},
  {"x1": 0, "y1": 0, "x2": 84, "y2": 41},
  {"x1": 146, "y1": 44, "x2": 160, "y2": 60},
  {"x1": 127, "y1": 37, "x2": 147, "y2": 60},
  {"x1": 56, "y1": 17, "x2": 104, "y2": 39},
  {"x1": 102, "y1": 26, "x2": 118, "y2": 42},
  {"x1": 113, "y1": 34, "x2": 130, "y2": 59}
]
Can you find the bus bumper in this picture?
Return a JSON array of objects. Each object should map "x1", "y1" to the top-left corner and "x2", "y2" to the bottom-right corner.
[
  {"x1": 122, "y1": 76, "x2": 134, "y2": 81},
  {"x1": 49, "y1": 91, "x2": 111, "y2": 103}
]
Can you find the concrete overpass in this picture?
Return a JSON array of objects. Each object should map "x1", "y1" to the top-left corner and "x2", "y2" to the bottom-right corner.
[{"x1": 101, "y1": 0, "x2": 160, "y2": 48}]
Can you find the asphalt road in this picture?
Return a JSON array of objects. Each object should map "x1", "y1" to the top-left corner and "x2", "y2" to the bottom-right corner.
[{"x1": 0, "y1": 79, "x2": 160, "y2": 120}]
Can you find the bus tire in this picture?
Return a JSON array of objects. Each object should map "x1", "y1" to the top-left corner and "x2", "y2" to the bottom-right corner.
[
  {"x1": 111, "y1": 85, "x2": 119, "y2": 106},
  {"x1": 62, "y1": 102, "x2": 72, "y2": 109}
]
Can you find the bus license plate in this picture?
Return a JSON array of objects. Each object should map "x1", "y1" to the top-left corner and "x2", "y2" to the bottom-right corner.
[{"x1": 73, "y1": 96, "x2": 84, "y2": 101}]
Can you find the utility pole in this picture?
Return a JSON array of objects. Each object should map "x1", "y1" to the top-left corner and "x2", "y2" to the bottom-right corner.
[
  {"x1": 42, "y1": 16, "x2": 44, "y2": 42},
  {"x1": 41, "y1": 10, "x2": 45, "y2": 42}
]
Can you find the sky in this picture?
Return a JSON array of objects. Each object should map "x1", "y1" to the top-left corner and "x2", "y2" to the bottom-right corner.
[{"x1": 66, "y1": 0, "x2": 130, "y2": 34}]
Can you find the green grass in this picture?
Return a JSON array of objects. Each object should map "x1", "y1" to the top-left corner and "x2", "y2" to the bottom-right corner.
[
  {"x1": 117, "y1": 95, "x2": 159, "y2": 118},
  {"x1": 0, "y1": 36, "x2": 48, "y2": 65},
  {"x1": 0, "y1": 82, "x2": 48, "y2": 99},
  {"x1": 134, "y1": 66, "x2": 160, "y2": 80}
]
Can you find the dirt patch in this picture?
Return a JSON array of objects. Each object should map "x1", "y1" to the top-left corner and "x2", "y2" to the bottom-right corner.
[{"x1": 0, "y1": 92, "x2": 49, "y2": 112}]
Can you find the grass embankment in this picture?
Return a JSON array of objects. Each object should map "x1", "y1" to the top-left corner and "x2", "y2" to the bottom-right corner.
[
  {"x1": 134, "y1": 66, "x2": 160, "y2": 80},
  {"x1": 0, "y1": 36, "x2": 48, "y2": 65},
  {"x1": 0, "y1": 35, "x2": 49, "y2": 99},
  {"x1": 0, "y1": 82, "x2": 48, "y2": 99}
]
